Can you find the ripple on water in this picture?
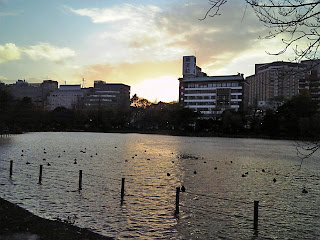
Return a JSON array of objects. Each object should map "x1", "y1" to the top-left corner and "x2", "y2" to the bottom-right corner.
[{"x1": 0, "y1": 132, "x2": 319, "y2": 239}]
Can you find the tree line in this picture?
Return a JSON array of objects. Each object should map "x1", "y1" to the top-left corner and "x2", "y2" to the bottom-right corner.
[{"x1": 0, "y1": 86, "x2": 319, "y2": 140}]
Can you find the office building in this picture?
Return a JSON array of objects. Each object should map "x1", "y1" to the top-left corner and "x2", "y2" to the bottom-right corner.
[
  {"x1": 84, "y1": 81, "x2": 130, "y2": 110},
  {"x1": 47, "y1": 85, "x2": 84, "y2": 110},
  {"x1": 179, "y1": 56, "x2": 248, "y2": 118},
  {"x1": 7, "y1": 79, "x2": 58, "y2": 106}
]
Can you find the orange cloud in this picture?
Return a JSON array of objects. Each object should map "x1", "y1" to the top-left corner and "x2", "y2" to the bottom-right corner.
[{"x1": 78, "y1": 60, "x2": 181, "y2": 86}]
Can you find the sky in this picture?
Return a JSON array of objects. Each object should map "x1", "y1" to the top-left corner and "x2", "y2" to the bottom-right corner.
[{"x1": 0, "y1": 0, "x2": 297, "y2": 102}]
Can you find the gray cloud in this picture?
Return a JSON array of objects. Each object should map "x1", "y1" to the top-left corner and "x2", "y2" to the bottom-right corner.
[{"x1": 156, "y1": 1, "x2": 269, "y2": 70}]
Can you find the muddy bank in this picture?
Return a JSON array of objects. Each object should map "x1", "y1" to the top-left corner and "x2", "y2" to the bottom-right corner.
[{"x1": 0, "y1": 198, "x2": 113, "y2": 240}]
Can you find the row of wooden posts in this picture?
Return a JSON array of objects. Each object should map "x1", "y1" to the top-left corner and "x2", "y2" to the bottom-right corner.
[
  {"x1": 9, "y1": 161, "x2": 126, "y2": 200},
  {"x1": 8, "y1": 160, "x2": 259, "y2": 230},
  {"x1": 0, "y1": 132, "x2": 10, "y2": 138}
]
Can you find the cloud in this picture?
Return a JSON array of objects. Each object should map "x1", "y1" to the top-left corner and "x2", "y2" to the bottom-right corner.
[
  {"x1": 70, "y1": 4, "x2": 161, "y2": 23},
  {"x1": 78, "y1": 60, "x2": 181, "y2": 84},
  {"x1": 0, "y1": 43, "x2": 21, "y2": 63},
  {"x1": 0, "y1": 12, "x2": 19, "y2": 16},
  {"x1": 23, "y1": 43, "x2": 76, "y2": 63},
  {"x1": 155, "y1": 2, "x2": 272, "y2": 71},
  {"x1": 70, "y1": 2, "x2": 277, "y2": 73},
  {"x1": 0, "y1": 42, "x2": 76, "y2": 64},
  {"x1": 71, "y1": 4, "x2": 191, "y2": 64}
]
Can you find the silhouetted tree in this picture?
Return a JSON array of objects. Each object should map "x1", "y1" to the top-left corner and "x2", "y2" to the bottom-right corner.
[{"x1": 130, "y1": 94, "x2": 152, "y2": 108}]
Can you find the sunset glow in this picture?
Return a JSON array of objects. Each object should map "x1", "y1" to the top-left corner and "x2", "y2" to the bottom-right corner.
[{"x1": 0, "y1": 0, "x2": 297, "y2": 102}]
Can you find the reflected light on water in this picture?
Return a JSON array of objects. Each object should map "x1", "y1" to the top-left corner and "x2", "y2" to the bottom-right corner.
[{"x1": 0, "y1": 132, "x2": 319, "y2": 239}]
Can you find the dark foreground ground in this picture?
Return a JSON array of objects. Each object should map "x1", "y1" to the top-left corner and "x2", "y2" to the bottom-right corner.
[{"x1": 0, "y1": 198, "x2": 113, "y2": 240}]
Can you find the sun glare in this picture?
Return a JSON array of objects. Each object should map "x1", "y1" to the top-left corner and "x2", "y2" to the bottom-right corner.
[{"x1": 131, "y1": 76, "x2": 179, "y2": 103}]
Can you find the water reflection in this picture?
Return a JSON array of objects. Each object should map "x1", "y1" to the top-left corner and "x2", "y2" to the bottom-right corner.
[{"x1": 0, "y1": 133, "x2": 319, "y2": 239}]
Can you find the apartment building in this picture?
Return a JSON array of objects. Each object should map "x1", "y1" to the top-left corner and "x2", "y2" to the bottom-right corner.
[{"x1": 247, "y1": 61, "x2": 307, "y2": 107}]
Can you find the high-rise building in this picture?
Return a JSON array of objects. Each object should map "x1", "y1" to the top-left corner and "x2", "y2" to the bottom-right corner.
[
  {"x1": 179, "y1": 56, "x2": 248, "y2": 118},
  {"x1": 247, "y1": 61, "x2": 307, "y2": 107},
  {"x1": 299, "y1": 60, "x2": 320, "y2": 108}
]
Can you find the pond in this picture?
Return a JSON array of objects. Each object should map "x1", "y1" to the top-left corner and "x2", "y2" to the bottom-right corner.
[{"x1": 0, "y1": 132, "x2": 319, "y2": 239}]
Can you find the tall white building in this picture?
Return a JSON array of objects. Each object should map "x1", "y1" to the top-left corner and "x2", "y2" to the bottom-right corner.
[{"x1": 179, "y1": 56, "x2": 248, "y2": 118}]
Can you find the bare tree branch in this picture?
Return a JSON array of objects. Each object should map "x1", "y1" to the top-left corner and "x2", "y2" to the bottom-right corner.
[{"x1": 202, "y1": 0, "x2": 320, "y2": 62}]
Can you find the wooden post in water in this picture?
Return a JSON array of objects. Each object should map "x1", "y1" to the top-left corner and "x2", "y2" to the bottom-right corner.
[
  {"x1": 10, "y1": 160, "x2": 13, "y2": 177},
  {"x1": 175, "y1": 187, "x2": 180, "y2": 215},
  {"x1": 254, "y1": 200, "x2": 259, "y2": 230},
  {"x1": 121, "y1": 178, "x2": 125, "y2": 202},
  {"x1": 79, "y1": 170, "x2": 82, "y2": 191},
  {"x1": 38, "y1": 165, "x2": 43, "y2": 184}
]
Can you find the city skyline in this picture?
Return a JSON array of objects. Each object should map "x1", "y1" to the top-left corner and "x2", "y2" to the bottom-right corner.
[{"x1": 0, "y1": 0, "x2": 299, "y2": 102}]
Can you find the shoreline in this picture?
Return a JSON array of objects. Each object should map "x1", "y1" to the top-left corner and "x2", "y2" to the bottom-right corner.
[
  {"x1": 4, "y1": 129, "x2": 318, "y2": 142},
  {"x1": 0, "y1": 197, "x2": 113, "y2": 240}
]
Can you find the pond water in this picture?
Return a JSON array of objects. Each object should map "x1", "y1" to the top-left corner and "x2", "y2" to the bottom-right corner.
[{"x1": 0, "y1": 132, "x2": 319, "y2": 239}]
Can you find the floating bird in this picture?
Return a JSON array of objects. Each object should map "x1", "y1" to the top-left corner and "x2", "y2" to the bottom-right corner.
[
  {"x1": 26, "y1": 161, "x2": 30, "y2": 165},
  {"x1": 181, "y1": 186, "x2": 186, "y2": 192},
  {"x1": 95, "y1": 153, "x2": 98, "y2": 155},
  {"x1": 47, "y1": 163, "x2": 51, "y2": 166},
  {"x1": 125, "y1": 160, "x2": 128, "y2": 162},
  {"x1": 44, "y1": 152, "x2": 47, "y2": 154},
  {"x1": 144, "y1": 150, "x2": 147, "y2": 152},
  {"x1": 167, "y1": 173, "x2": 170, "y2": 176},
  {"x1": 230, "y1": 161, "x2": 233, "y2": 163},
  {"x1": 63, "y1": 150, "x2": 65, "y2": 153},
  {"x1": 245, "y1": 172, "x2": 248, "y2": 175},
  {"x1": 242, "y1": 174, "x2": 246, "y2": 177},
  {"x1": 262, "y1": 169, "x2": 265, "y2": 172},
  {"x1": 43, "y1": 158, "x2": 46, "y2": 161},
  {"x1": 273, "y1": 178, "x2": 277, "y2": 183},
  {"x1": 21, "y1": 150, "x2": 24, "y2": 152},
  {"x1": 135, "y1": 154, "x2": 137, "y2": 156},
  {"x1": 214, "y1": 167, "x2": 217, "y2": 170},
  {"x1": 58, "y1": 155, "x2": 60, "y2": 158},
  {"x1": 302, "y1": 188, "x2": 308, "y2": 194},
  {"x1": 204, "y1": 161, "x2": 207, "y2": 163},
  {"x1": 21, "y1": 154, "x2": 24, "y2": 156},
  {"x1": 115, "y1": 147, "x2": 117, "y2": 148},
  {"x1": 172, "y1": 161, "x2": 174, "y2": 163},
  {"x1": 90, "y1": 155, "x2": 93, "y2": 158},
  {"x1": 194, "y1": 171, "x2": 197, "y2": 174},
  {"x1": 74, "y1": 159, "x2": 77, "y2": 164}
]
